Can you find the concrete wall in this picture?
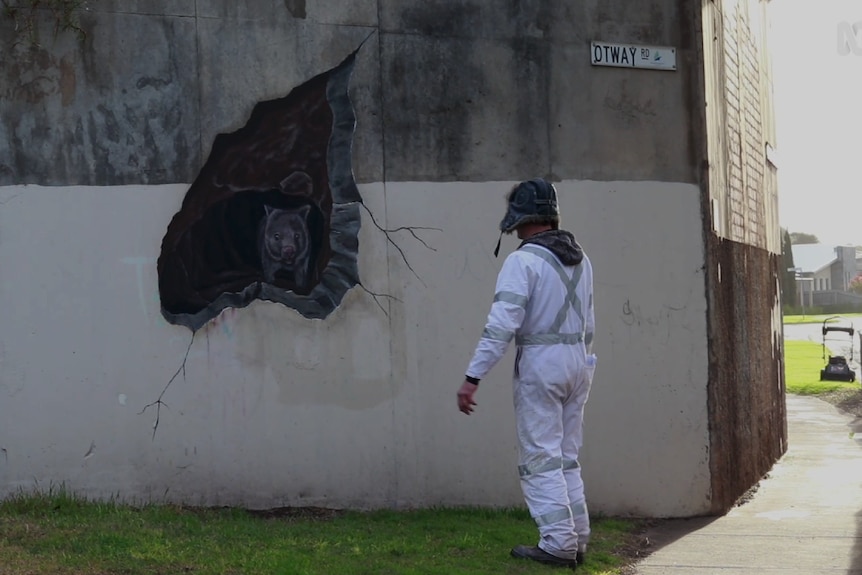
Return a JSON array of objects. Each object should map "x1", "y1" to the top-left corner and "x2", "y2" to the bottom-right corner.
[
  {"x1": 0, "y1": 0, "x2": 773, "y2": 517},
  {"x1": 0, "y1": 178, "x2": 709, "y2": 516},
  {"x1": 0, "y1": 0, "x2": 702, "y2": 187}
]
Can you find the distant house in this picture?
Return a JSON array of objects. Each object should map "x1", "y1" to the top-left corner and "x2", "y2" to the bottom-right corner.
[{"x1": 790, "y1": 244, "x2": 862, "y2": 307}]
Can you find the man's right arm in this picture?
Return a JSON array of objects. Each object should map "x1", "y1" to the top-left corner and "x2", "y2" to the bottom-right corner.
[{"x1": 465, "y1": 254, "x2": 531, "y2": 382}]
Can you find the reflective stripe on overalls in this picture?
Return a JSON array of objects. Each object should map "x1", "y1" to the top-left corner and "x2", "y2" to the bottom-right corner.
[{"x1": 515, "y1": 245, "x2": 585, "y2": 347}]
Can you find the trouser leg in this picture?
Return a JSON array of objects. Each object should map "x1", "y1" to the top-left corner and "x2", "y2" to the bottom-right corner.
[
  {"x1": 563, "y1": 463, "x2": 589, "y2": 553},
  {"x1": 513, "y1": 378, "x2": 578, "y2": 560},
  {"x1": 561, "y1": 356, "x2": 596, "y2": 552}
]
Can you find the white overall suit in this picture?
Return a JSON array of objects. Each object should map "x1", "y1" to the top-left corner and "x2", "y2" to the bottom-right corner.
[{"x1": 466, "y1": 235, "x2": 596, "y2": 561}]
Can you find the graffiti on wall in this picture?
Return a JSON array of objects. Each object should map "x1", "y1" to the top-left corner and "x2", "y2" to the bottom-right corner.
[{"x1": 156, "y1": 46, "x2": 364, "y2": 332}]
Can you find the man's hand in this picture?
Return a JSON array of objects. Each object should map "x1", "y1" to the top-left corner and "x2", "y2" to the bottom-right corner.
[{"x1": 457, "y1": 380, "x2": 479, "y2": 415}]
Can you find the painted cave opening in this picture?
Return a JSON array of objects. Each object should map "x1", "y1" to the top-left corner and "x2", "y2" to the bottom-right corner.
[{"x1": 156, "y1": 47, "x2": 364, "y2": 331}]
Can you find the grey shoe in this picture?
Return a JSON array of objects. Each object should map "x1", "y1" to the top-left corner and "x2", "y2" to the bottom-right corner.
[{"x1": 510, "y1": 545, "x2": 578, "y2": 569}]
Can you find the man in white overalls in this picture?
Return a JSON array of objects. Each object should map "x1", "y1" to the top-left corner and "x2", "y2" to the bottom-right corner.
[{"x1": 457, "y1": 178, "x2": 597, "y2": 570}]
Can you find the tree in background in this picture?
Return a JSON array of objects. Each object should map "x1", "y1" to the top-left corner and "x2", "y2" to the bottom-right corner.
[
  {"x1": 849, "y1": 274, "x2": 862, "y2": 295},
  {"x1": 781, "y1": 228, "x2": 798, "y2": 308},
  {"x1": 790, "y1": 232, "x2": 819, "y2": 245}
]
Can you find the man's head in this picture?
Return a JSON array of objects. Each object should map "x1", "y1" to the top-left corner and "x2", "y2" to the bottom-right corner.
[{"x1": 499, "y1": 178, "x2": 560, "y2": 236}]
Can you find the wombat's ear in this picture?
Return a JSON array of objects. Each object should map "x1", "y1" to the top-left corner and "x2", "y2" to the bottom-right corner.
[
  {"x1": 297, "y1": 204, "x2": 311, "y2": 218},
  {"x1": 263, "y1": 204, "x2": 274, "y2": 216},
  {"x1": 280, "y1": 171, "x2": 313, "y2": 196}
]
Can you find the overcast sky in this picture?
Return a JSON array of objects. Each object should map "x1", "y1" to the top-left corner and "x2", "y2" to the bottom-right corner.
[{"x1": 769, "y1": 0, "x2": 862, "y2": 246}]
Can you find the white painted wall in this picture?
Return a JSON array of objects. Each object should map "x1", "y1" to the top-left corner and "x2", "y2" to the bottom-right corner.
[{"x1": 0, "y1": 179, "x2": 709, "y2": 516}]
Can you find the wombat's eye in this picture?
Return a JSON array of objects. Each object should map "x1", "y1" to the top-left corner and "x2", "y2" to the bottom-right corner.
[
  {"x1": 294, "y1": 233, "x2": 300, "y2": 241},
  {"x1": 273, "y1": 233, "x2": 280, "y2": 240}
]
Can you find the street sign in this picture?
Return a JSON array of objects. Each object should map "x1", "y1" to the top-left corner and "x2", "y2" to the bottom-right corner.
[{"x1": 590, "y1": 41, "x2": 677, "y2": 71}]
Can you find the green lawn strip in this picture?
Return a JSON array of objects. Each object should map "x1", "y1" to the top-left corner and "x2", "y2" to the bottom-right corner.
[
  {"x1": 0, "y1": 492, "x2": 638, "y2": 575},
  {"x1": 784, "y1": 340, "x2": 858, "y2": 395},
  {"x1": 783, "y1": 313, "x2": 862, "y2": 325}
]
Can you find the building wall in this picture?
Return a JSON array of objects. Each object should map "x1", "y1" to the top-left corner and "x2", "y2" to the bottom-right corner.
[
  {"x1": 0, "y1": 1, "x2": 703, "y2": 188},
  {"x1": 815, "y1": 269, "x2": 831, "y2": 292},
  {"x1": 0, "y1": 179, "x2": 709, "y2": 516},
  {"x1": 703, "y1": 0, "x2": 779, "y2": 252},
  {"x1": 0, "y1": 0, "x2": 771, "y2": 517},
  {"x1": 832, "y1": 246, "x2": 858, "y2": 292},
  {"x1": 701, "y1": 0, "x2": 786, "y2": 512}
]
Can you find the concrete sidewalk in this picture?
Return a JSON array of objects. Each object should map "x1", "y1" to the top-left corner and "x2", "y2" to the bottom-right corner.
[{"x1": 631, "y1": 394, "x2": 862, "y2": 574}]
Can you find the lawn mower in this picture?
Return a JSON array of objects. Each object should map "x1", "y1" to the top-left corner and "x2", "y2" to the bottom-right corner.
[{"x1": 820, "y1": 315, "x2": 857, "y2": 382}]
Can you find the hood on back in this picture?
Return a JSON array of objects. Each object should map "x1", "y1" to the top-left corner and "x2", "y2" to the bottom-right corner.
[{"x1": 519, "y1": 230, "x2": 583, "y2": 266}]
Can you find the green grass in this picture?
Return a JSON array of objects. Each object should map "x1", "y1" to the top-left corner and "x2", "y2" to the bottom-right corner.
[
  {"x1": 0, "y1": 487, "x2": 640, "y2": 575},
  {"x1": 784, "y1": 340, "x2": 859, "y2": 395},
  {"x1": 783, "y1": 313, "x2": 862, "y2": 325}
]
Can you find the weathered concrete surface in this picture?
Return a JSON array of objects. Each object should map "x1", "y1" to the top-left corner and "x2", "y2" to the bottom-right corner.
[
  {"x1": 0, "y1": 3, "x2": 383, "y2": 186},
  {"x1": 378, "y1": 0, "x2": 686, "y2": 43},
  {"x1": 382, "y1": 179, "x2": 711, "y2": 517},
  {"x1": 379, "y1": 33, "x2": 549, "y2": 181},
  {"x1": 633, "y1": 394, "x2": 862, "y2": 574},
  {"x1": 92, "y1": 2, "x2": 195, "y2": 15},
  {"x1": 378, "y1": 0, "x2": 700, "y2": 183},
  {"x1": 0, "y1": 178, "x2": 709, "y2": 515},
  {"x1": 0, "y1": 0, "x2": 783, "y2": 518},
  {"x1": 0, "y1": 9, "x2": 200, "y2": 185},
  {"x1": 195, "y1": 17, "x2": 381, "y2": 181},
  {"x1": 1, "y1": 0, "x2": 699, "y2": 186},
  {"x1": 0, "y1": 183, "x2": 402, "y2": 509}
]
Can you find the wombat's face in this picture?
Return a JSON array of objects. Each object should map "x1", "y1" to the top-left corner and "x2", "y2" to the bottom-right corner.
[{"x1": 263, "y1": 208, "x2": 310, "y2": 264}]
